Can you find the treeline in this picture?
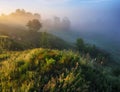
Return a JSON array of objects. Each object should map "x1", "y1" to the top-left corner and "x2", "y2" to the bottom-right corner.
[
  {"x1": 0, "y1": 9, "x2": 40, "y2": 25},
  {"x1": 42, "y1": 16, "x2": 71, "y2": 31},
  {"x1": 0, "y1": 9, "x2": 71, "y2": 31}
]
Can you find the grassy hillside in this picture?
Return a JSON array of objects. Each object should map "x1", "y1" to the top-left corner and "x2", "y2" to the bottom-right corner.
[
  {"x1": 0, "y1": 24, "x2": 72, "y2": 50},
  {"x1": 0, "y1": 48, "x2": 120, "y2": 92}
]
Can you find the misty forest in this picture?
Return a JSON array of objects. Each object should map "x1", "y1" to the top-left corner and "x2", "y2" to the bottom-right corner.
[{"x1": 0, "y1": 0, "x2": 120, "y2": 92}]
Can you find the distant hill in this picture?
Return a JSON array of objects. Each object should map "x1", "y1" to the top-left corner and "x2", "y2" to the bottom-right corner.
[
  {"x1": 0, "y1": 48, "x2": 119, "y2": 91},
  {"x1": 0, "y1": 24, "x2": 72, "y2": 50},
  {"x1": 0, "y1": 23, "x2": 26, "y2": 36}
]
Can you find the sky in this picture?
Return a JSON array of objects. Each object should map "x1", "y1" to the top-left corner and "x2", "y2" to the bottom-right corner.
[
  {"x1": 0, "y1": 0, "x2": 118, "y2": 15},
  {"x1": 0, "y1": 0, "x2": 120, "y2": 30}
]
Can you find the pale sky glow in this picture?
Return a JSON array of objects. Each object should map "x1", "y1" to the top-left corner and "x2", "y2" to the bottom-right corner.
[
  {"x1": 0, "y1": 0, "x2": 120, "y2": 28},
  {"x1": 0, "y1": 0, "x2": 112, "y2": 15}
]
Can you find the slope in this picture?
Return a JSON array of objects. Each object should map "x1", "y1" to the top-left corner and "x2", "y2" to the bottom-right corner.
[{"x1": 0, "y1": 48, "x2": 120, "y2": 92}]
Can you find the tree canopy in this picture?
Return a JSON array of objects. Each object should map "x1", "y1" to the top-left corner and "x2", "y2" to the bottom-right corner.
[{"x1": 26, "y1": 19, "x2": 42, "y2": 32}]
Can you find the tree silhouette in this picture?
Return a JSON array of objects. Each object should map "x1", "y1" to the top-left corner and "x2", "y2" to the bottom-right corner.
[
  {"x1": 76, "y1": 38, "x2": 85, "y2": 53},
  {"x1": 62, "y1": 17, "x2": 71, "y2": 30},
  {"x1": 26, "y1": 19, "x2": 42, "y2": 32}
]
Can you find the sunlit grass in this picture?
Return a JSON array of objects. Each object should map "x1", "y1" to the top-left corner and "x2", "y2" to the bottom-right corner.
[{"x1": 0, "y1": 48, "x2": 120, "y2": 91}]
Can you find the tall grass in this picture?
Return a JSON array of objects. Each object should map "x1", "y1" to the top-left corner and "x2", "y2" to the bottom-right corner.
[{"x1": 0, "y1": 48, "x2": 119, "y2": 92}]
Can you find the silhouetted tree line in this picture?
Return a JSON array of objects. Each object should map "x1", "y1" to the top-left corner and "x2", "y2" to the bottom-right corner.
[
  {"x1": 0, "y1": 9, "x2": 71, "y2": 32},
  {"x1": 0, "y1": 9, "x2": 41, "y2": 25},
  {"x1": 11, "y1": 9, "x2": 40, "y2": 18},
  {"x1": 27, "y1": 19, "x2": 42, "y2": 32},
  {"x1": 42, "y1": 16, "x2": 71, "y2": 31}
]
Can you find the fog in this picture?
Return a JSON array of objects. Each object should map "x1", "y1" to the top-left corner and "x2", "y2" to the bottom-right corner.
[
  {"x1": 68, "y1": 1, "x2": 120, "y2": 62},
  {"x1": 0, "y1": 0, "x2": 120, "y2": 62}
]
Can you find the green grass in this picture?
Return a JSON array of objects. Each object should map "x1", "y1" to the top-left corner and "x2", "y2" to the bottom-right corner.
[{"x1": 0, "y1": 48, "x2": 120, "y2": 92}]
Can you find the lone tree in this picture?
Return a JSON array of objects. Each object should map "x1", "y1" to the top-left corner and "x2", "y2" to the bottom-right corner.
[
  {"x1": 26, "y1": 19, "x2": 42, "y2": 32},
  {"x1": 76, "y1": 38, "x2": 85, "y2": 53}
]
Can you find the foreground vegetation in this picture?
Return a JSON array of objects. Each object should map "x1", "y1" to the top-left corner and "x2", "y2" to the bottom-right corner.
[{"x1": 0, "y1": 48, "x2": 120, "y2": 92}]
